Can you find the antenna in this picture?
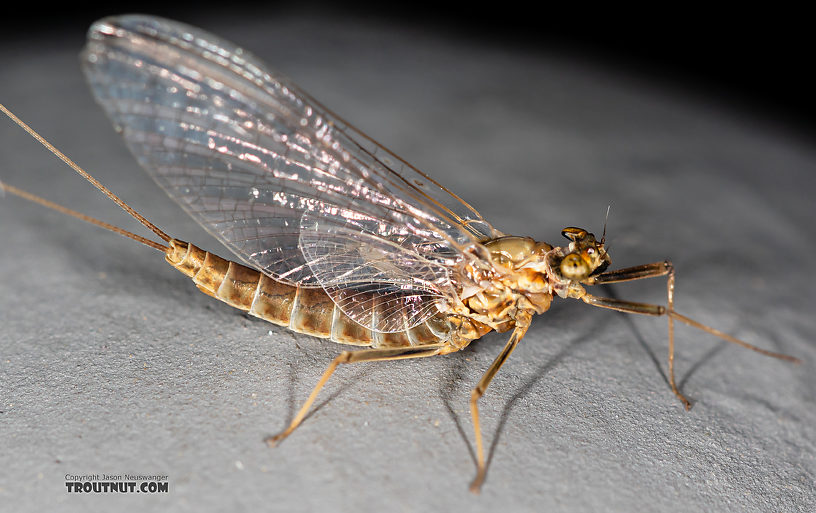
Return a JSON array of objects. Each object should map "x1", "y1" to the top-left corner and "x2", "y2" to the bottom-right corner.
[{"x1": 601, "y1": 204, "x2": 611, "y2": 245}]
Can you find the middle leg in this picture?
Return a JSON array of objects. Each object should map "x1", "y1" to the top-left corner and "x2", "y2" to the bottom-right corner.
[{"x1": 469, "y1": 312, "x2": 531, "y2": 493}]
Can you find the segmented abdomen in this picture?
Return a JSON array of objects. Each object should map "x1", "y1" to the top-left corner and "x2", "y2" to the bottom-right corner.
[{"x1": 164, "y1": 239, "x2": 453, "y2": 348}]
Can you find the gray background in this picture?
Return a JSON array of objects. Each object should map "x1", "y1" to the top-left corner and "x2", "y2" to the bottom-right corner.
[{"x1": 1, "y1": 11, "x2": 814, "y2": 513}]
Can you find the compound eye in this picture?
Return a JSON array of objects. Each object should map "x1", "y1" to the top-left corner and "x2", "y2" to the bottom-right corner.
[
  {"x1": 561, "y1": 227, "x2": 588, "y2": 242},
  {"x1": 560, "y1": 253, "x2": 590, "y2": 280}
]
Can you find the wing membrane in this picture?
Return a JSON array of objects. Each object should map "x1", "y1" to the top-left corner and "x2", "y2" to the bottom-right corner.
[
  {"x1": 81, "y1": 15, "x2": 498, "y2": 330},
  {"x1": 299, "y1": 215, "x2": 454, "y2": 332}
]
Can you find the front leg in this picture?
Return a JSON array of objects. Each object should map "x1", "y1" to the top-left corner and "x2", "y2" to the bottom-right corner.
[
  {"x1": 586, "y1": 261, "x2": 673, "y2": 285},
  {"x1": 581, "y1": 261, "x2": 799, "y2": 409}
]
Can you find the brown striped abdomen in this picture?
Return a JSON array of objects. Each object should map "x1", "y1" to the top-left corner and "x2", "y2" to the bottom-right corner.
[{"x1": 164, "y1": 239, "x2": 454, "y2": 348}]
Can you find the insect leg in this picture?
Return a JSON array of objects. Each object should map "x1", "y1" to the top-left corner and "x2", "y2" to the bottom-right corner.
[
  {"x1": 265, "y1": 345, "x2": 446, "y2": 447},
  {"x1": 585, "y1": 261, "x2": 702, "y2": 408},
  {"x1": 585, "y1": 260, "x2": 672, "y2": 285},
  {"x1": 469, "y1": 314, "x2": 531, "y2": 494},
  {"x1": 580, "y1": 287, "x2": 800, "y2": 410}
]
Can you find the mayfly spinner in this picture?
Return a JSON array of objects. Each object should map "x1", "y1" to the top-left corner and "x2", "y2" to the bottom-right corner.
[{"x1": 0, "y1": 15, "x2": 800, "y2": 493}]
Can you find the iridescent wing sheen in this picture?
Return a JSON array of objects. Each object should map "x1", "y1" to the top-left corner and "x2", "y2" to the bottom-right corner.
[
  {"x1": 81, "y1": 15, "x2": 500, "y2": 331},
  {"x1": 298, "y1": 212, "x2": 459, "y2": 332}
]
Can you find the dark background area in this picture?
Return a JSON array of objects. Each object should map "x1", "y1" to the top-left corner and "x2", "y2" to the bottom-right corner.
[{"x1": 2, "y1": 2, "x2": 813, "y2": 136}]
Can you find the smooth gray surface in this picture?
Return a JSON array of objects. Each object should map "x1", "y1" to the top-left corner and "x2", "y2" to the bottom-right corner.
[{"x1": 1, "y1": 13, "x2": 814, "y2": 513}]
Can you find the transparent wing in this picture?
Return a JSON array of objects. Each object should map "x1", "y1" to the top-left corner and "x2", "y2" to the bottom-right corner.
[
  {"x1": 299, "y1": 211, "x2": 459, "y2": 332},
  {"x1": 81, "y1": 15, "x2": 499, "y2": 330}
]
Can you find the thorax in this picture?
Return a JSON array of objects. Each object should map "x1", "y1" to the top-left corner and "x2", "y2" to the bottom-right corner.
[{"x1": 445, "y1": 236, "x2": 555, "y2": 335}]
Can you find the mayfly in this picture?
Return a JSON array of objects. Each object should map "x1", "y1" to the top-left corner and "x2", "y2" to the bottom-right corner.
[{"x1": 0, "y1": 15, "x2": 800, "y2": 493}]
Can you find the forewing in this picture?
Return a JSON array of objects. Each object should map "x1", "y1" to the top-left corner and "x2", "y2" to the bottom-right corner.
[{"x1": 81, "y1": 15, "x2": 498, "y2": 329}]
